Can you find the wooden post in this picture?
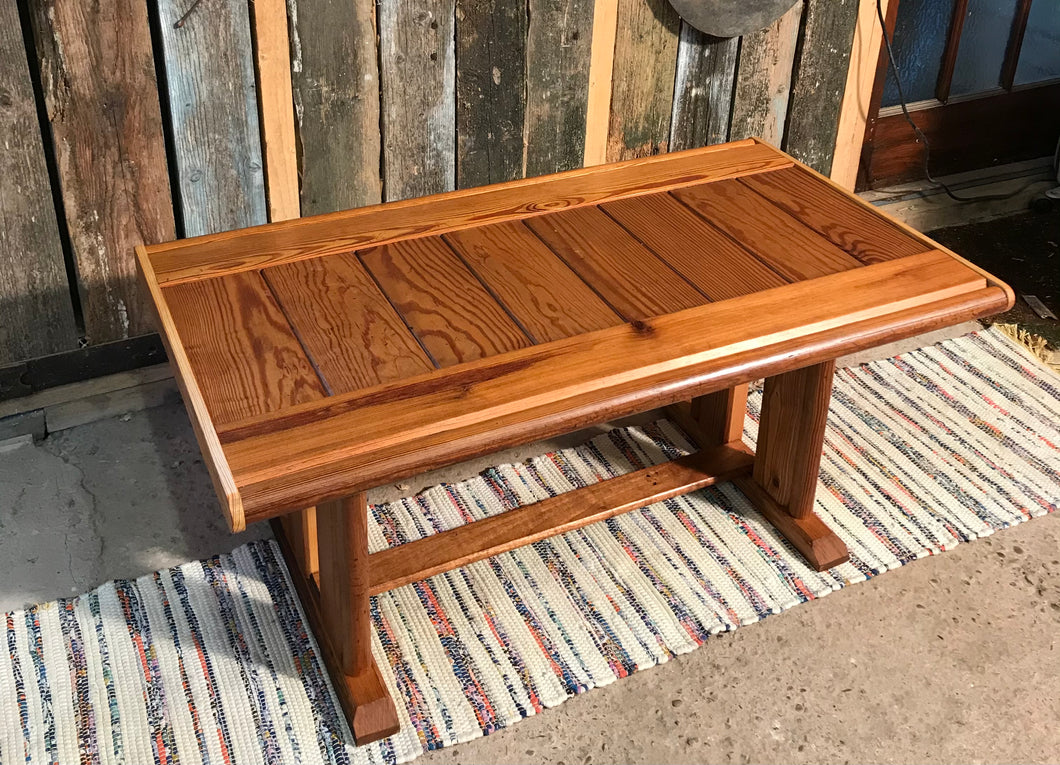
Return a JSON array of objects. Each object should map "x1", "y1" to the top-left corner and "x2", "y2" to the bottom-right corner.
[
  {"x1": 690, "y1": 384, "x2": 749, "y2": 447},
  {"x1": 734, "y1": 361, "x2": 849, "y2": 570},
  {"x1": 278, "y1": 509, "x2": 318, "y2": 577}
]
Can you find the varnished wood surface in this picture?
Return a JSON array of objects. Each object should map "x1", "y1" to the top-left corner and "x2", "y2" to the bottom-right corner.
[
  {"x1": 601, "y1": 194, "x2": 788, "y2": 300},
  {"x1": 525, "y1": 206, "x2": 707, "y2": 319},
  {"x1": 215, "y1": 253, "x2": 993, "y2": 518},
  {"x1": 369, "y1": 443, "x2": 755, "y2": 594},
  {"x1": 359, "y1": 238, "x2": 532, "y2": 367},
  {"x1": 444, "y1": 222, "x2": 622, "y2": 342},
  {"x1": 264, "y1": 254, "x2": 435, "y2": 393},
  {"x1": 672, "y1": 179, "x2": 862, "y2": 281},
  {"x1": 145, "y1": 140, "x2": 790, "y2": 283},
  {"x1": 164, "y1": 272, "x2": 326, "y2": 424}
]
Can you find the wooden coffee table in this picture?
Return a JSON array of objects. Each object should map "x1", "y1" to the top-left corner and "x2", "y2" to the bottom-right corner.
[{"x1": 137, "y1": 139, "x2": 1012, "y2": 744}]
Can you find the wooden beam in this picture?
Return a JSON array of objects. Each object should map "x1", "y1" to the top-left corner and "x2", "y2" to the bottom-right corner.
[
  {"x1": 582, "y1": 0, "x2": 619, "y2": 166},
  {"x1": 669, "y1": 24, "x2": 739, "y2": 151},
  {"x1": 369, "y1": 443, "x2": 755, "y2": 594},
  {"x1": 0, "y1": 0, "x2": 79, "y2": 364},
  {"x1": 830, "y1": 0, "x2": 893, "y2": 190},
  {"x1": 936, "y1": 0, "x2": 968, "y2": 103},
  {"x1": 250, "y1": 0, "x2": 300, "y2": 222},
  {"x1": 730, "y1": 1, "x2": 804, "y2": 145},
  {"x1": 1001, "y1": 0, "x2": 1033, "y2": 92}
]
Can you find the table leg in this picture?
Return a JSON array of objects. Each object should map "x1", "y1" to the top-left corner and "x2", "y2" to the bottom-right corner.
[
  {"x1": 272, "y1": 494, "x2": 400, "y2": 745},
  {"x1": 733, "y1": 360, "x2": 849, "y2": 571},
  {"x1": 277, "y1": 508, "x2": 318, "y2": 577},
  {"x1": 690, "y1": 383, "x2": 749, "y2": 446}
]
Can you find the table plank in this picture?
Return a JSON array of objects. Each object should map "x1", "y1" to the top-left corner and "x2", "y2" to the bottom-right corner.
[
  {"x1": 672, "y1": 179, "x2": 862, "y2": 281},
  {"x1": 445, "y1": 222, "x2": 622, "y2": 342},
  {"x1": 359, "y1": 238, "x2": 532, "y2": 367},
  {"x1": 525, "y1": 206, "x2": 707, "y2": 320},
  {"x1": 165, "y1": 272, "x2": 327, "y2": 424},
  {"x1": 740, "y1": 166, "x2": 927, "y2": 264},
  {"x1": 602, "y1": 194, "x2": 788, "y2": 300},
  {"x1": 264, "y1": 254, "x2": 436, "y2": 393}
]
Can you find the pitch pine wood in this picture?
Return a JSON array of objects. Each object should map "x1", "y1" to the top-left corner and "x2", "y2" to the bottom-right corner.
[
  {"x1": 144, "y1": 141, "x2": 790, "y2": 283},
  {"x1": 317, "y1": 494, "x2": 373, "y2": 675},
  {"x1": 359, "y1": 238, "x2": 532, "y2": 367},
  {"x1": 444, "y1": 222, "x2": 623, "y2": 342},
  {"x1": 164, "y1": 272, "x2": 326, "y2": 424},
  {"x1": 600, "y1": 194, "x2": 788, "y2": 300},
  {"x1": 368, "y1": 443, "x2": 755, "y2": 594},
  {"x1": 264, "y1": 254, "x2": 435, "y2": 393},
  {"x1": 741, "y1": 166, "x2": 925, "y2": 264},
  {"x1": 279, "y1": 508, "x2": 319, "y2": 577},
  {"x1": 582, "y1": 0, "x2": 619, "y2": 166},
  {"x1": 525, "y1": 206, "x2": 707, "y2": 319},
  {"x1": 672, "y1": 179, "x2": 862, "y2": 281},
  {"x1": 691, "y1": 384, "x2": 750, "y2": 447}
]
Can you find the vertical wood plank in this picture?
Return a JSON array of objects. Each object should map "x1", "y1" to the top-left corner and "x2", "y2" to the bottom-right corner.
[
  {"x1": 690, "y1": 383, "x2": 749, "y2": 446},
  {"x1": 582, "y1": 0, "x2": 618, "y2": 166},
  {"x1": 0, "y1": 0, "x2": 78, "y2": 364},
  {"x1": 783, "y1": 0, "x2": 859, "y2": 175},
  {"x1": 157, "y1": 0, "x2": 268, "y2": 236},
  {"x1": 525, "y1": 0, "x2": 596, "y2": 176},
  {"x1": 317, "y1": 493, "x2": 372, "y2": 676},
  {"x1": 605, "y1": 0, "x2": 680, "y2": 161},
  {"x1": 830, "y1": 0, "x2": 892, "y2": 190},
  {"x1": 249, "y1": 0, "x2": 300, "y2": 221},
  {"x1": 379, "y1": 0, "x2": 456, "y2": 200},
  {"x1": 456, "y1": 0, "x2": 526, "y2": 188},
  {"x1": 729, "y1": 1, "x2": 803, "y2": 145},
  {"x1": 669, "y1": 23, "x2": 739, "y2": 151},
  {"x1": 30, "y1": 0, "x2": 176, "y2": 345},
  {"x1": 287, "y1": 0, "x2": 382, "y2": 214}
]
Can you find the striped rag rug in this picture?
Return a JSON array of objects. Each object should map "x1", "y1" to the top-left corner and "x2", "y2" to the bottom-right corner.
[{"x1": 1, "y1": 327, "x2": 1058, "y2": 764}]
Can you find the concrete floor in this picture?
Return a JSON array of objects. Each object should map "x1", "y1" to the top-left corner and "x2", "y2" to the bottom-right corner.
[{"x1": 1, "y1": 321, "x2": 1058, "y2": 763}]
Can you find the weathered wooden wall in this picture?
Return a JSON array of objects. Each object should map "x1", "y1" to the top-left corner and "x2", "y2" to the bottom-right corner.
[{"x1": 0, "y1": 0, "x2": 863, "y2": 370}]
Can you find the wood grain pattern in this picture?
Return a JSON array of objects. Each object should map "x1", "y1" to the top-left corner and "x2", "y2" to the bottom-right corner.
[
  {"x1": 278, "y1": 509, "x2": 318, "y2": 576},
  {"x1": 690, "y1": 383, "x2": 749, "y2": 446},
  {"x1": 164, "y1": 272, "x2": 326, "y2": 424},
  {"x1": 456, "y1": 0, "x2": 526, "y2": 188},
  {"x1": 287, "y1": 0, "x2": 381, "y2": 215},
  {"x1": 156, "y1": 0, "x2": 267, "y2": 236},
  {"x1": 730, "y1": 1, "x2": 803, "y2": 145},
  {"x1": 601, "y1": 194, "x2": 788, "y2": 299},
  {"x1": 30, "y1": 0, "x2": 176, "y2": 344},
  {"x1": 359, "y1": 238, "x2": 532, "y2": 366},
  {"x1": 215, "y1": 252, "x2": 992, "y2": 517},
  {"x1": 669, "y1": 24, "x2": 739, "y2": 151},
  {"x1": 147, "y1": 141, "x2": 792, "y2": 284},
  {"x1": 0, "y1": 0, "x2": 78, "y2": 364},
  {"x1": 582, "y1": 0, "x2": 619, "y2": 166},
  {"x1": 671, "y1": 179, "x2": 861, "y2": 281},
  {"x1": 249, "y1": 0, "x2": 300, "y2": 221},
  {"x1": 525, "y1": 205, "x2": 706, "y2": 319},
  {"x1": 606, "y1": 0, "x2": 681, "y2": 161},
  {"x1": 369, "y1": 443, "x2": 755, "y2": 594},
  {"x1": 525, "y1": 0, "x2": 596, "y2": 176},
  {"x1": 782, "y1": 0, "x2": 859, "y2": 175},
  {"x1": 741, "y1": 166, "x2": 926, "y2": 264},
  {"x1": 317, "y1": 494, "x2": 372, "y2": 675},
  {"x1": 264, "y1": 254, "x2": 435, "y2": 393},
  {"x1": 444, "y1": 222, "x2": 622, "y2": 342},
  {"x1": 379, "y1": 0, "x2": 455, "y2": 200}
]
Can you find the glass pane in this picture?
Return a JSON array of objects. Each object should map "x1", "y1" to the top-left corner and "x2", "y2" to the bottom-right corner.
[
  {"x1": 1014, "y1": 0, "x2": 1060, "y2": 85},
  {"x1": 881, "y1": 0, "x2": 952, "y2": 106},
  {"x1": 950, "y1": 0, "x2": 1020, "y2": 97}
]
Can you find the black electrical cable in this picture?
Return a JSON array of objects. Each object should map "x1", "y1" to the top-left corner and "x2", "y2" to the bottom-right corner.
[{"x1": 875, "y1": 0, "x2": 1028, "y2": 202}]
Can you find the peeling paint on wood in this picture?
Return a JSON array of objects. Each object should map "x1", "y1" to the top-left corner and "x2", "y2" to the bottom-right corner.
[
  {"x1": 288, "y1": 0, "x2": 381, "y2": 214},
  {"x1": 730, "y1": 1, "x2": 804, "y2": 145},
  {"x1": 31, "y1": 0, "x2": 176, "y2": 343},
  {"x1": 606, "y1": 0, "x2": 681, "y2": 161},
  {"x1": 380, "y1": 0, "x2": 456, "y2": 200},
  {"x1": 0, "y1": 0, "x2": 78, "y2": 364},
  {"x1": 670, "y1": 23, "x2": 739, "y2": 151}
]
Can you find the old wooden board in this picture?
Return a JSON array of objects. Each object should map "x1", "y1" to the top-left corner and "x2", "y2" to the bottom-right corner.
[
  {"x1": 456, "y1": 0, "x2": 526, "y2": 188},
  {"x1": 607, "y1": 0, "x2": 681, "y2": 161},
  {"x1": 0, "y1": 0, "x2": 78, "y2": 364},
  {"x1": 379, "y1": 0, "x2": 455, "y2": 200},
  {"x1": 30, "y1": 0, "x2": 176, "y2": 344},
  {"x1": 783, "y1": 0, "x2": 859, "y2": 174},
  {"x1": 525, "y1": 0, "x2": 596, "y2": 176},
  {"x1": 288, "y1": 0, "x2": 381, "y2": 215},
  {"x1": 156, "y1": 0, "x2": 267, "y2": 236},
  {"x1": 669, "y1": 24, "x2": 739, "y2": 151},
  {"x1": 730, "y1": 1, "x2": 803, "y2": 145}
]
